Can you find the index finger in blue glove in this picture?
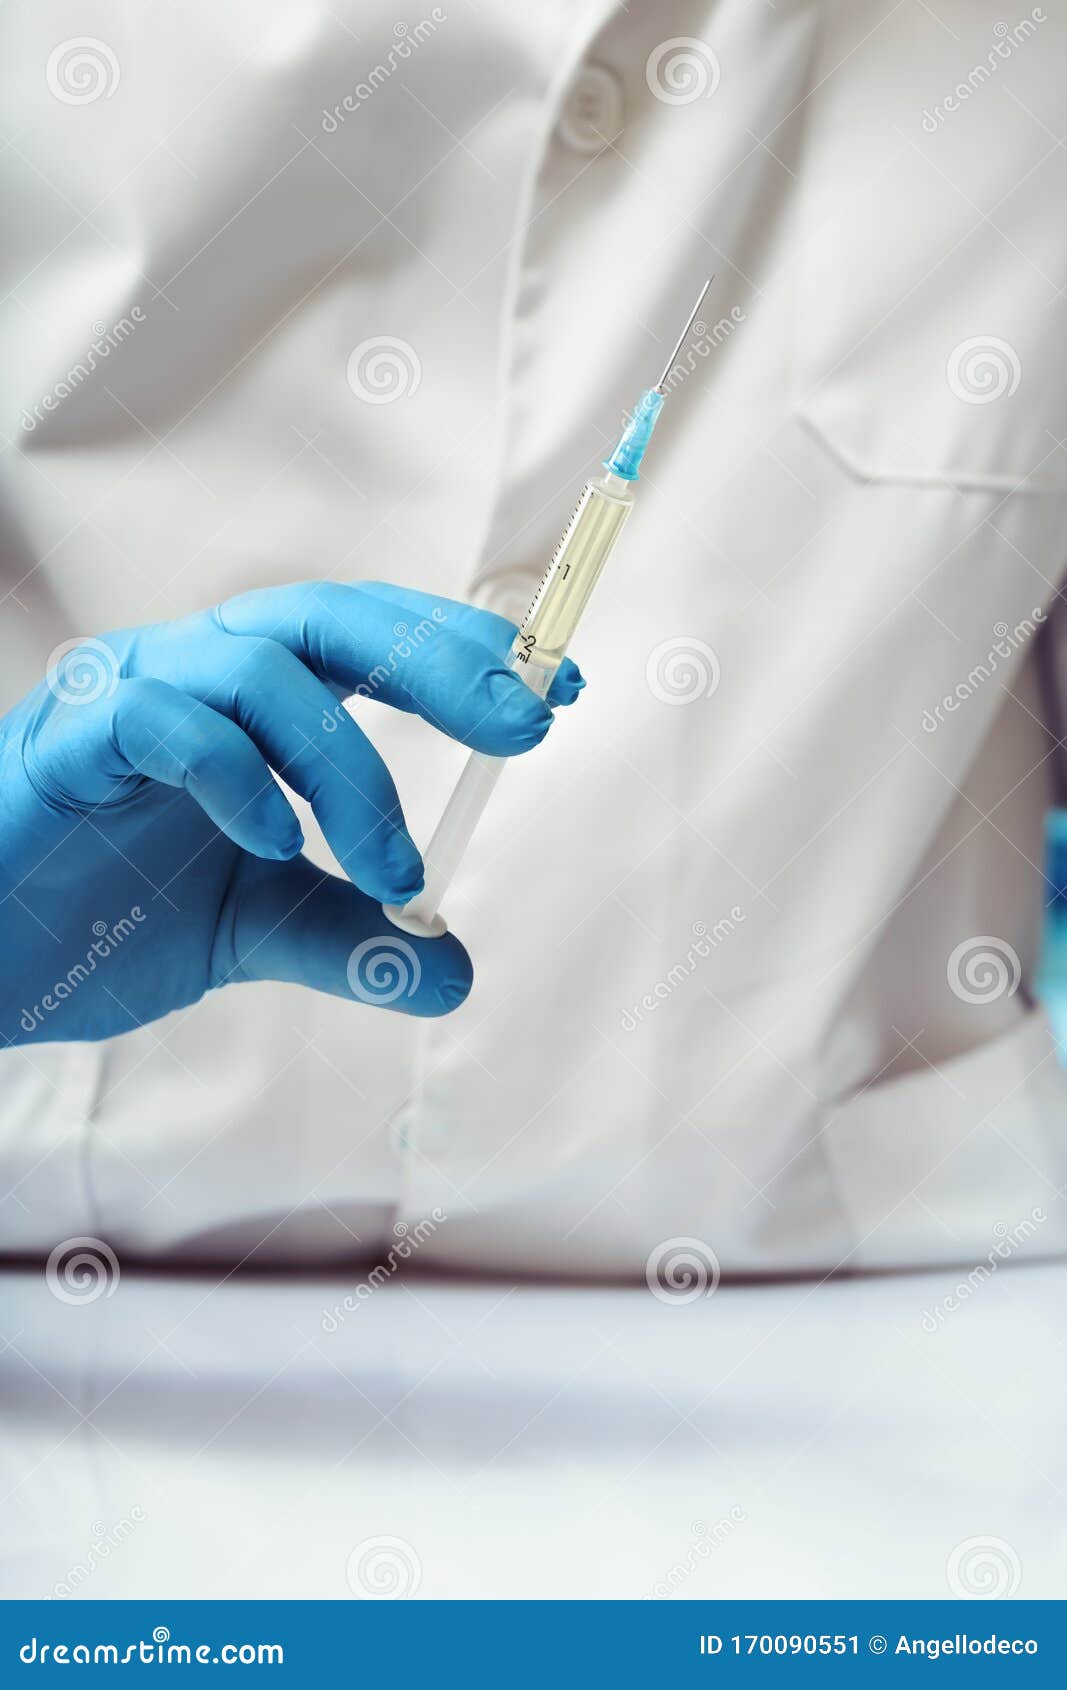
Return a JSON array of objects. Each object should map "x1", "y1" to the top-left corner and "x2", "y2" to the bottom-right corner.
[
  {"x1": 215, "y1": 582, "x2": 554, "y2": 757},
  {"x1": 355, "y1": 582, "x2": 587, "y2": 706}
]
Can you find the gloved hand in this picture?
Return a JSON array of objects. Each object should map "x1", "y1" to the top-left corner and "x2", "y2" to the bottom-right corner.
[{"x1": 0, "y1": 580, "x2": 583, "y2": 1045}]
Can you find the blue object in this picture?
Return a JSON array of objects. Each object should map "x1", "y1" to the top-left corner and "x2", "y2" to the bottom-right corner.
[
  {"x1": 0, "y1": 582, "x2": 583, "y2": 1044},
  {"x1": 1036, "y1": 806, "x2": 1067, "y2": 1067},
  {"x1": 604, "y1": 388, "x2": 665, "y2": 480},
  {"x1": 3, "y1": 1596, "x2": 1064, "y2": 1682}
]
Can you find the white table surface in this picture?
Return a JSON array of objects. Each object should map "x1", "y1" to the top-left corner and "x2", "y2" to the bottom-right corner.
[{"x1": 2, "y1": 1260, "x2": 1064, "y2": 1601}]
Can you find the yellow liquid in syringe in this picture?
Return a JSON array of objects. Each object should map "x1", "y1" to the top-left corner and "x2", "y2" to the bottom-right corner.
[
  {"x1": 505, "y1": 473, "x2": 634, "y2": 699},
  {"x1": 383, "y1": 471, "x2": 635, "y2": 937}
]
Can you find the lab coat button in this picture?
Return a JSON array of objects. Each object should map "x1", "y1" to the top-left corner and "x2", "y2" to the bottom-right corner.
[{"x1": 557, "y1": 64, "x2": 624, "y2": 155}]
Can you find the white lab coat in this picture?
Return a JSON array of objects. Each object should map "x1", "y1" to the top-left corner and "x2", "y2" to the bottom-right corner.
[{"x1": 2, "y1": 0, "x2": 1066, "y2": 1275}]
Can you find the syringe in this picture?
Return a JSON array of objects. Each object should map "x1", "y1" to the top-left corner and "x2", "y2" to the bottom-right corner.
[{"x1": 384, "y1": 279, "x2": 712, "y2": 940}]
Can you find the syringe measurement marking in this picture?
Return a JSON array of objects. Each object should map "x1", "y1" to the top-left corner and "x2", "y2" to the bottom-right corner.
[{"x1": 517, "y1": 490, "x2": 589, "y2": 636}]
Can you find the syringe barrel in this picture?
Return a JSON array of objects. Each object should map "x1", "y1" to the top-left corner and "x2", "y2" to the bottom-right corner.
[
  {"x1": 392, "y1": 750, "x2": 507, "y2": 938},
  {"x1": 384, "y1": 474, "x2": 634, "y2": 938},
  {"x1": 505, "y1": 472, "x2": 634, "y2": 696}
]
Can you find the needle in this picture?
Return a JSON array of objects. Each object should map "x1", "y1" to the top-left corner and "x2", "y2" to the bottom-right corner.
[{"x1": 654, "y1": 277, "x2": 714, "y2": 394}]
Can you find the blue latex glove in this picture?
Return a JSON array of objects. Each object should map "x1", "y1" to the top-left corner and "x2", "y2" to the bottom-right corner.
[{"x1": 0, "y1": 581, "x2": 583, "y2": 1045}]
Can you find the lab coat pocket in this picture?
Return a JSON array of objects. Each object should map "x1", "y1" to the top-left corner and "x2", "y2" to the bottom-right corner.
[{"x1": 794, "y1": 0, "x2": 1067, "y2": 494}]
